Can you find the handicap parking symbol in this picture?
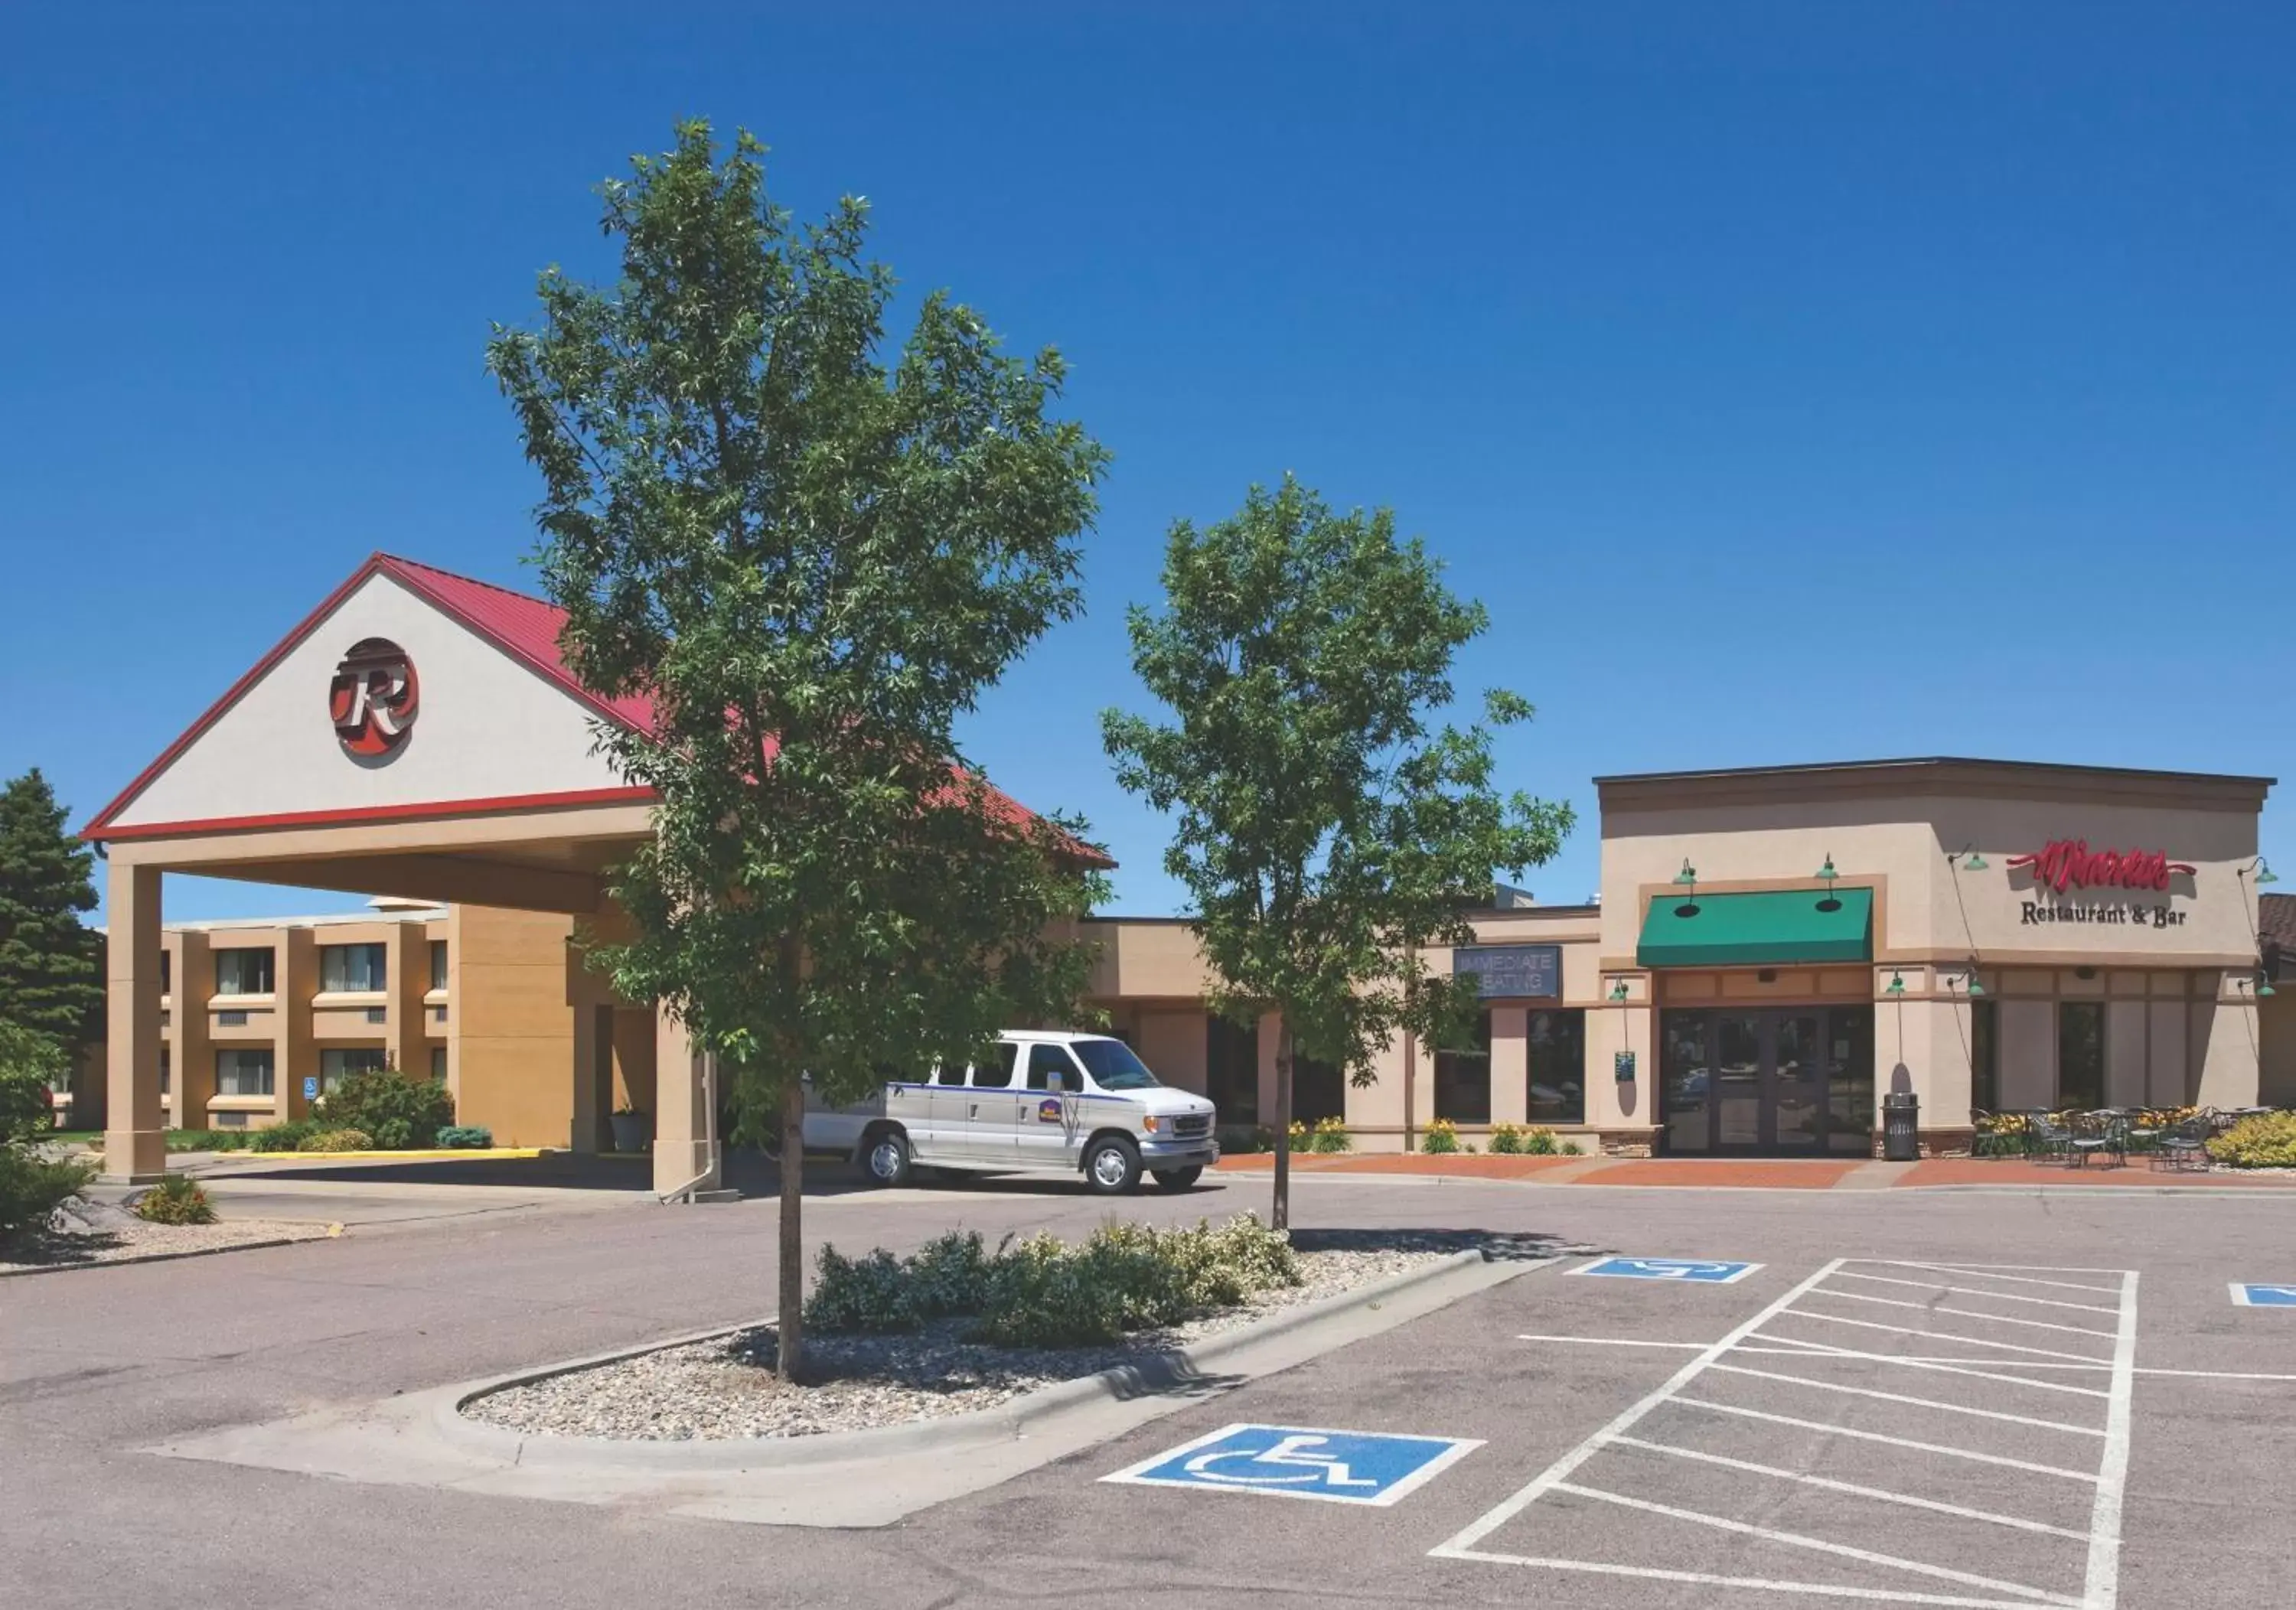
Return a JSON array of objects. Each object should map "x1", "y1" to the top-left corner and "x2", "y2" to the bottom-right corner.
[
  {"x1": 1101, "y1": 1423, "x2": 1481, "y2": 1507},
  {"x1": 2231, "y1": 1283, "x2": 2296, "y2": 1308},
  {"x1": 1569, "y1": 1256, "x2": 1763, "y2": 1285}
]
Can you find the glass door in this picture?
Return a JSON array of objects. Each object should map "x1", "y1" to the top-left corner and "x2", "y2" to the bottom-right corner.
[
  {"x1": 1659, "y1": 1005, "x2": 1874, "y2": 1155},
  {"x1": 1772, "y1": 1013, "x2": 1823, "y2": 1150}
]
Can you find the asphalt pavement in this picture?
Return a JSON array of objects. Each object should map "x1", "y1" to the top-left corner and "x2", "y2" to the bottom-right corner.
[{"x1": 5, "y1": 1168, "x2": 2292, "y2": 1609}]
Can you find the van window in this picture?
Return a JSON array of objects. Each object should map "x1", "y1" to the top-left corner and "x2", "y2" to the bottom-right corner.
[
  {"x1": 1072, "y1": 1038, "x2": 1160, "y2": 1091},
  {"x1": 933, "y1": 1063, "x2": 968, "y2": 1086},
  {"x1": 1026, "y1": 1045, "x2": 1080, "y2": 1092},
  {"x1": 970, "y1": 1045, "x2": 1016, "y2": 1088}
]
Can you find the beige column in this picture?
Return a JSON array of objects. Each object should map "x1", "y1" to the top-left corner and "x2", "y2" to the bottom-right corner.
[
  {"x1": 2195, "y1": 977, "x2": 2261, "y2": 1108},
  {"x1": 1489, "y1": 1005, "x2": 1530, "y2": 1127},
  {"x1": 277, "y1": 928, "x2": 316, "y2": 1122},
  {"x1": 381, "y1": 921, "x2": 426, "y2": 1074},
  {"x1": 1587, "y1": 979, "x2": 1651, "y2": 1133},
  {"x1": 653, "y1": 1009, "x2": 716, "y2": 1194},
  {"x1": 101, "y1": 861, "x2": 166, "y2": 1183},
  {"x1": 174, "y1": 930, "x2": 215, "y2": 1133}
]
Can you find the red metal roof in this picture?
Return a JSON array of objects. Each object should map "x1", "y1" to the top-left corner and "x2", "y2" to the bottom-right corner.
[{"x1": 84, "y1": 550, "x2": 1111, "y2": 867}]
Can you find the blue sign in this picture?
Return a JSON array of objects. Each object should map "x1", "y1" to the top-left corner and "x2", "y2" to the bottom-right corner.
[
  {"x1": 302, "y1": 1076, "x2": 320, "y2": 1101},
  {"x1": 1453, "y1": 944, "x2": 1561, "y2": 1000},
  {"x1": 1570, "y1": 1256, "x2": 1762, "y2": 1285},
  {"x1": 2232, "y1": 1283, "x2": 2296, "y2": 1308},
  {"x1": 1101, "y1": 1423, "x2": 1481, "y2": 1507}
]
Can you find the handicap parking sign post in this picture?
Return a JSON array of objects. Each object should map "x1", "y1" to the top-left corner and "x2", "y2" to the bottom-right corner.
[
  {"x1": 1568, "y1": 1256, "x2": 1763, "y2": 1284},
  {"x1": 302, "y1": 1075, "x2": 319, "y2": 1102},
  {"x1": 2231, "y1": 1283, "x2": 2296, "y2": 1308},
  {"x1": 1101, "y1": 1423, "x2": 1481, "y2": 1507}
]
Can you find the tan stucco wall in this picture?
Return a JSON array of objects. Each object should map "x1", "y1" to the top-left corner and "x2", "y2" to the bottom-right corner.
[
  {"x1": 2261, "y1": 989, "x2": 2296, "y2": 1106},
  {"x1": 448, "y1": 904, "x2": 576, "y2": 1146}
]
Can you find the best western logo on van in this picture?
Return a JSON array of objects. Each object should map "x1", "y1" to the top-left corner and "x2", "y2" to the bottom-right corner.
[{"x1": 800, "y1": 1031, "x2": 1218, "y2": 1196}]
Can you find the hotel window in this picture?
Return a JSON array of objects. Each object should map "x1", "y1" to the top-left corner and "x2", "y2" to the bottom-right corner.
[
  {"x1": 2057, "y1": 1002, "x2": 2105, "y2": 1110},
  {"x1": 214, "y1": 947, "x2": 275, "y2": 996},
  {"x1": 1433, "y1": 1009, "x2": 1492, "y2": 1125},
  {"x1": 320, "y1": 1048, "x2": 389, "y2": 1093},
  {"x1": 1969, "y1": 999, "x2": 1999, "y2": 1115},
  {"x1": 215, "y1": 1049, "x2": 275, "y2": 1097},
  {"x1": 1293, "y1": 1052, "x2": 1347, "y2": 1126},
  {"x1": 158, "y1": 1047, "x2": 171, "y2": 1097},
  {"x1": 321, "y1": 943, "x2": 387, "y2": 992},
  {"x1": 1206, "y1": 1015, "x2": 1259, "y2": 1126},
  {"x1": 1527, "y1": 1009, "x2": 1586, "y2": 1124},
  {"x1": 159, "y1": 950, "x2": 172, "y2": 995},
  {"x1": 429, "y1": 940, "x2": 448, "y2": 991},
  {"x1": 430, "y1": 1046, "x2": 447, "y2": 1080}
]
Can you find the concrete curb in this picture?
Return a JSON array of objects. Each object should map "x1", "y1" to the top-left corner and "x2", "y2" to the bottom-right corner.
[
  {"x1": 438, "y1": 1247, "x2": 1512, "y2": 1472},
  {"x1": 0, "y1": 1232, "x2": 334, "y2": 1279}
]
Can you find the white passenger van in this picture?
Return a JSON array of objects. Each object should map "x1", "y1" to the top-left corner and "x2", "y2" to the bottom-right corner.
[{"x1": 803, "y1": 1030, "x2": 1218, "y2": 1194}]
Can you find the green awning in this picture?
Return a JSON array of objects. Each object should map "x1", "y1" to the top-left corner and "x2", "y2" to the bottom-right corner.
[{"x1": 1636, "y1": 888, "x2": 1874, "y2": 969}]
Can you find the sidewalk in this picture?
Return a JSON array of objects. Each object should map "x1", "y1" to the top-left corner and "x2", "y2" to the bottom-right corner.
[{"x1": 1212, "y1": 1152, "x2": 2296, "y2": 1190}]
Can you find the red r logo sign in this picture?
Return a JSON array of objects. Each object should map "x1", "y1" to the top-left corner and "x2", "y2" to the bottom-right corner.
[{"x1": 329, "y1": 638, "x2": 419, "y2": 758}]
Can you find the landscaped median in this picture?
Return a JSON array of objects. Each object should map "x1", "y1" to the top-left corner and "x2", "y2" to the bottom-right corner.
[{"x1": 463, "y1": 1217, "x2": 1479, "y2": 1442}]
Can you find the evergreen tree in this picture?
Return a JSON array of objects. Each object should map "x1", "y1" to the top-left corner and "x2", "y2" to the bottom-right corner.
[{"x1": 0, "y1": 769, "x2": 104, "y2": 1062}]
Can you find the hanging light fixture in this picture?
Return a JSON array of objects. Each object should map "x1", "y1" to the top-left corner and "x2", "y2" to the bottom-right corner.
[
  {"x1": 1608, "y1": 979, "x2": 1629, "y2": 1002},
  {"x1": 1673, "y1": 859, "x2": 1698, "y2": 887},
  {"x1": 1815, "y1": 853, "x2": 1841, "y2": 911},
  {"x1": 1964, "y1": 850, "x2": 1989, "y2": 871},
  {"x1": 1965, "y1": 966, "x2": 1986, "y2": 999},
  {"x1": 2258, "y1": 857, "x2": 2280, "y2": 886},
  {"x1": 1884, "y1": 970, "x2": 1906, "y2": 996}
]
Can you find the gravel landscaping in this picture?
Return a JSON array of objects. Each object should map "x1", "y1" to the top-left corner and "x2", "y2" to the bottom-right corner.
[
  {"x1": 466, "y1": 1229, "x2": 1491, "y2": 1442},
  {"x1": 0, "y1": 1197, "x2": 335, "y2": 1273}
]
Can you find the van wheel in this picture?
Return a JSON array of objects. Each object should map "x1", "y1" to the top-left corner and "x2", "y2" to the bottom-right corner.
[
  {"x1": 1085, "y1": 1136, "x2": 1142, "y2": 1195},
  {"x1": 863, "y1": 1129, "x2": 912, "y2": 1188},
  {"x1": 1151, "y1": 1165, "x2": 1202, "y2": 1192}
]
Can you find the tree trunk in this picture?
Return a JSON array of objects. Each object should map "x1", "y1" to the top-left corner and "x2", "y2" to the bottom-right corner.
[
  {"x1": 1273, "y1": 1019, "x2": 1294, "y2": 1232},
  {"x1": 776, "y1": 1075, "x2": 806, "y2": 1383}
]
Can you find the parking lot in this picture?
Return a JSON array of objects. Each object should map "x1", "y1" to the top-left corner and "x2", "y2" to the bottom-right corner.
[{"x1": 6, "y1": 1172, "x2": 2294, "y2": 1609}]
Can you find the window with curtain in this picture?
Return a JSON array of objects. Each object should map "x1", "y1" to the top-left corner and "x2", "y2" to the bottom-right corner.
[
  {"x1": 321, "y1": 944, "x2": 387, "y2": 992},
  {"x1": 215, "y1": 1049, "x2": 275, "y2": 1097},
  {"x1": 1970, "y1": 999, "x2": 1999, "y2": 1115},
  {"x1": 429, "y1": 940, "x2": 447, "y2": 990},
  {"x1": 1433, "y1": 1009, "x2": 1493, "y2": 1125},
  {"x1": 214, "y1": 947, "x2": 275, "y2": 996},
  {"x1": 2057, "y1": 1002, "x2": 2105, "y2": 1110},
  {"x1": 319, "y1": 1048, "x2": 390, "y2": 1093},
  {"x1": 1527, "y1": 1009, "x2": 1586, "y2": 1123}
]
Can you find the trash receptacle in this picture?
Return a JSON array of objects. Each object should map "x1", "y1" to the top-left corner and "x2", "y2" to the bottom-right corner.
[{"x1": 1882, "y1": 1091, "x2": 1919, "y2": 1162}]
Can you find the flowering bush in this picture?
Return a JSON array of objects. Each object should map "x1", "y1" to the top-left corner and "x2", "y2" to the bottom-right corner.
[
  {"x1": 1310, "y1": 1116, "x2": 1352, "y2": 1154},
  {"x1": 132, "y1": 1174, "x2": 217, "y2": 1225},
  {"x1": 2210, "y1": 1112, "x2": 2296, "y2": 1169},
  {"x1": 1421, "y1": 1117, "x2": 1459, "y2": 1155},
  {"x1": 1489, "y1": 1123, "x2": 1523, "y2": 1155},
  {"x1": 298, "y1": 1129, "x2": 373, "y2": 1152}
]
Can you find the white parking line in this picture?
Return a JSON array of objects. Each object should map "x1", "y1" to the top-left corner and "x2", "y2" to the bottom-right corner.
[{"x1": 1450, "y1": 1258, "x2": 2141, "y2": 1607}]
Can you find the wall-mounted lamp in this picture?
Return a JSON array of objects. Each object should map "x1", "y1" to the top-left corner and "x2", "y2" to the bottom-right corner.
[
  {"x1": 1607, "y1": 979, "x2": 1629, "y2": 1002},
  {"x1": 1965, "y1": 962, "x2": 1987, "y2": 999},
  {"x1": 1815, "y1": 854, "x2": 1841, "y2": 911},
  {"x1": 2242, "y1": 856, "x2": 2279, "y2": 886},
  {"x1": 1884, "y1": 971, "x2": 1906, "y2": 996}
]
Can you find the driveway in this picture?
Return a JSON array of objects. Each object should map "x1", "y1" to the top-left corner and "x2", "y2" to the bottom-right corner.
[{"x1": 5, "y1": 1172, "x2": 2292, "y2": 1608}]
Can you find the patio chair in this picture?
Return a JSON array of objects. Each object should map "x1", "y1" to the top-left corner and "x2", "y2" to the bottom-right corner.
[
  {"x1": 2024, "y1": 1110, "x2": 2073, "y2": 1162},
  {"x1": 2154, "y1": 1113, "x2": 2214, "y2": 1173},
  {"x1": 2066, "y1": 1111, "x2": 2128, "y2": 1169}
]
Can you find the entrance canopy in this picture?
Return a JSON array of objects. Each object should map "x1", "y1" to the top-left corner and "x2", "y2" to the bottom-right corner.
[{"x1": 1636, "y1": 888, "x2": 1874, "y2": 970}]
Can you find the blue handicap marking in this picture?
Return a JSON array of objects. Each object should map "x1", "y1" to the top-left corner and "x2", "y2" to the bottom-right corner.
[
  {"x1": 1570, "y1": 1256, "x2": 1762, "y2": 1285},
  {"x1": 1101, "y1": 1422, "x2": 1482, "y2": 1506},
  {"x1": 302, "y1": 1076, "x2": 320, "y2": 1101},
  {"x1": 2232, "y1": 1283, "x2": 2296, "y2": 1308}
]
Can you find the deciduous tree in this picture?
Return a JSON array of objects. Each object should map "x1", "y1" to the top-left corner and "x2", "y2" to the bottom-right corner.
[
  {"x1": 490, "y1": 121, "x2": 1110, "y2": 1377},
  {"x1": 1103, "y1": 476, "x2": 1571, "y2": 1227}
]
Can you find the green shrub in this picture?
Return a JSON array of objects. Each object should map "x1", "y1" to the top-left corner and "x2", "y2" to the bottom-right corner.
[
  {"x1": 133, "y1": 1173, "x2": 217, "y2": 1225},
  {"x1": 435, "y1": 1125, "x2": 494, "y2": 1149},
  {"x1": 806, "y1": 1214, "x2": 1301, "y2": 1348},
  {"x1": 0, "y1": 1147, "x2": 96, "y2": 1235},
  {"x1": 1522, "y1": 1126, "x2": 1559, "y2": 1156},
  {"x1": 249, "y1": 1120, "x2": 318, "y2": 1153},
  {"x1": 0, "y1": 1023, "x2": 67, "y2": 1146},
  {"x1": 1489, "y1": 1123, "x2": 1523, "y2": 1155},
  {"x1": 1309, "y1": 1116, "x2": 1352, "y2": 1154},
  {"x1": 2209, "y1": 1112, "x2": 2296, "y2": 1168},
  {"x1": 298, "y1": 1129, "x2": 372, "y2": 1152},
  {"x1": 1421, "y1": 1118, "x2": 1459, "y2": 1155},
  {"x1": 166, "y1": 1129, "x2": 253, "y2": 1152},
  {"x1": 1559, "y1": 1139, "x2": 1586, "y2": 1156},
  {"x1": 311, "y1": 1067, "x2": 454, "y2": 1152}
]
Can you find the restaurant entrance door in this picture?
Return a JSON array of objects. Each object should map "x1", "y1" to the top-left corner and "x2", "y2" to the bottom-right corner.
[{"x1": 1660, "y1": 1005, "x2": 1875, "y2": 1156}]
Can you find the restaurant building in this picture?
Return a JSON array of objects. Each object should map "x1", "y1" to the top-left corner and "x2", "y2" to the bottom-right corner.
[{"x1": 77, "y1": 553, "x2": 2283, "y2": 1180}]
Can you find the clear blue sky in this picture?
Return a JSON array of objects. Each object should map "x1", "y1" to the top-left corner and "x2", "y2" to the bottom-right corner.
[{"x1": 4, "y1": 2, "x2": 2288, "y2": 922}]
